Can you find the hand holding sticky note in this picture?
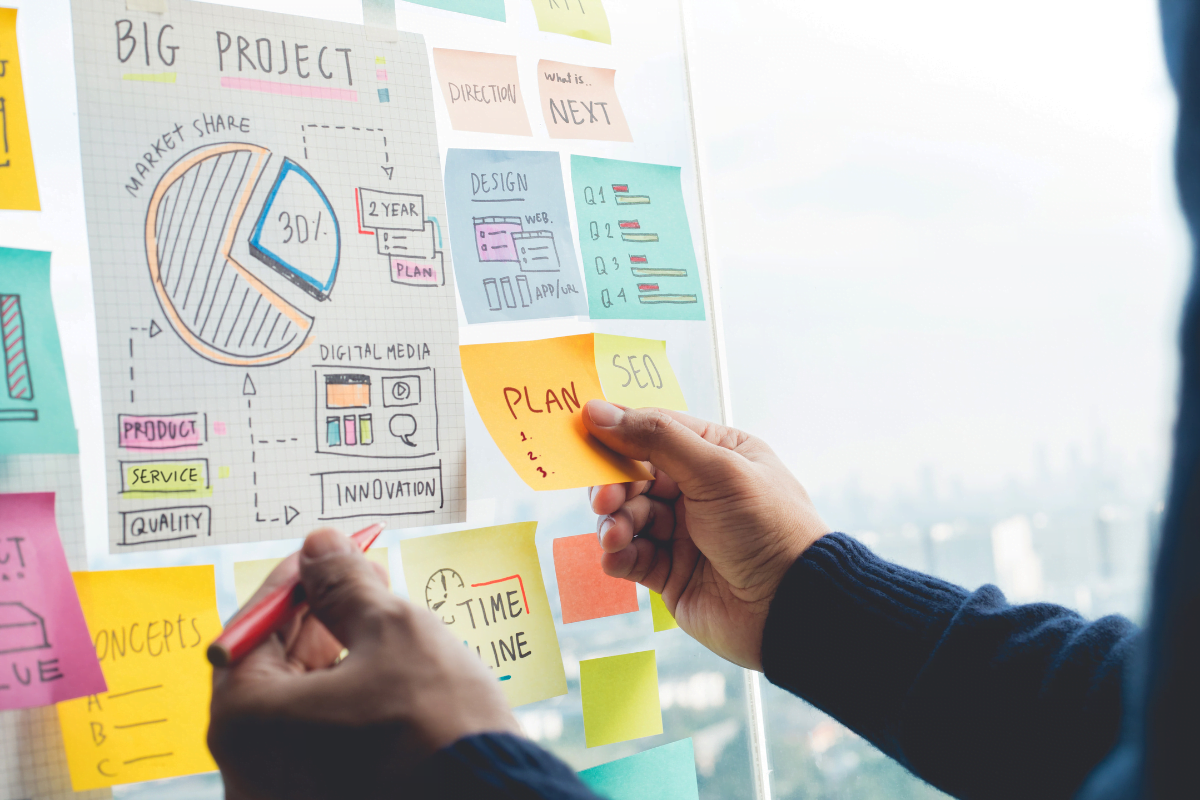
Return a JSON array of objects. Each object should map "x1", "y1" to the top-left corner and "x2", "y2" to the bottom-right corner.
[{"x1": 460, "y1": 334, "x2": 686, "y2": 491}]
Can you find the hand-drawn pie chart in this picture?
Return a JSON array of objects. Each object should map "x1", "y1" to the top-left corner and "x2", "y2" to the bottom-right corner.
[{"x1": 145, "y1": 142, "x2": 340, "y2": 367}]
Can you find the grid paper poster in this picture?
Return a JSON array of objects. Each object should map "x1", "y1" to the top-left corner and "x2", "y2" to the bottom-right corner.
[
  {"x1": 445, "y1": 149, "x2": 587, "y2": 323},
  {"x1": 70, "y1": 0, "x2": 466, "y2": 552}
]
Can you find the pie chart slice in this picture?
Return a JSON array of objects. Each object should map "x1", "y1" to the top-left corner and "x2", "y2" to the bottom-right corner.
[{"x1": 145, "y1": 142, "x2": 317, "y2": 367}]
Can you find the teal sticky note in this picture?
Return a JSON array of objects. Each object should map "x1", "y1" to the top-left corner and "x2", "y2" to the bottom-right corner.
[
  {"x1": 0, "y1": 248, "x2": 78, "y2": 454},
  {"x1": 578, "y1": 739, "x2": 700, "y2": 800},
  {"x1": 571, "y1": 156, "x2": 706, "y2": 321},
  {"x1": 402, "y1": 0, "x2": 506, "y2": 21},
  {"x1": 363, "y1": 0, "x2": 398, "y2": 28}
]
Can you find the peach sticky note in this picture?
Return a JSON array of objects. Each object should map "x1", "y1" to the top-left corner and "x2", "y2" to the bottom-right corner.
[
  {"x1": 650, "y1": 590, "x2": 679, "y2": 632},
  {"x1": 552, "y1": 533, "x2": 638, "y2": 624},
  {"x1": 537, "y1": 59, "x2": 632, "y2": 142},
  {"x1": 460, "y1": 334, "x2": 651, "y2": 491},
  {"x1": 580, "y1": 649, "x2": 663, "y2": 747},
  {"x1": 432, "y1": 49, "x2": 532, "y2": 136},
  {"x1": 55, "y1": 566, "x2": 222, "y2": 790},
  {"x1": 530, "y1": 0, "x2": 611, "y2": 45},
  {"x1": 400, "y1": 522, "x2": 567, "y2": 708},
  {"x1": 0, "y1": 493, "x2": 106, "y2": 711},
  {"x1": 0, "y1": 9, "x2": 40, "y2": 210},
  {"x1": 233, "y1": 549, "x2": 390, "y2": 606},
  {"x1": 594, "y1": 334, "x2": 688, "y2": 411}
]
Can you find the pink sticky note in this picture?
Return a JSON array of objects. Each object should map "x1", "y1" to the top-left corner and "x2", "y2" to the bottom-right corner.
[
  {"x1": 213, "y1": 421, "x2": 227, "y2": 436},
  {"x1": 553, "y1": 533, "x2": 638, "y2": 624},
  {"x1": 0, "y1": 493, "x2": 106, "y2": 710}
]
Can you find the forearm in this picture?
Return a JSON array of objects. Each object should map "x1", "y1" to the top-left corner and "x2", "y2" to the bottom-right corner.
[
  {"x1": 762, "y1": 533, "x2": 1138, "y2": 800},
  {"x1": 411, "y1": 733, "x2": 603, "y2": 799}
]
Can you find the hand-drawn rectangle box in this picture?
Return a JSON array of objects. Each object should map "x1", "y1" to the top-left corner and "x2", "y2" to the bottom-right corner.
[
  {"x1": 315, "y1": 464, "x2": 444, "y2": 520},
  {"x1": 119, "y1": 458, "x2": 210, "y2": 495},
  {"x1": 358, "y1": 188, "x2": 426, "y2": 232},
  {"x1": 314, "y1": 366, "x2": 438, "y2": 459},
  {"x1": 119, "y1": 505, "x2": 212, "y2": 547},
  {"x1": 118, "y1": 412, "x2": 205, "y2": 450},
  {"x1": 0, "y1": 603, "x2": 49, "y2": 655},
  {"x1": 474, "y1": 216, "x2": 523, "y2": 262},
  {"x1": 512, "y1": 230, "x2": 561, "y2": 272},
  {"x1": 376, "y1": 224, "x2": 438, "y2": 259},
  {"x1": 391, "y1": 253, "x2": 445, "y2": 287}
]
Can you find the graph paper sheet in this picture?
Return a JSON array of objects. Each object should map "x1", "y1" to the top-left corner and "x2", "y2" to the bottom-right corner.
[
  {"x1": 71, "y1": 0, "x2": 467, "y2": 553},
  {"x1": 0, "y1": 455, "x2": 111, "y2": 800}
]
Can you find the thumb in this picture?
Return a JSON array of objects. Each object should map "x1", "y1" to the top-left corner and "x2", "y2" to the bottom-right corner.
[
  {"x1": 299, "y1": 528, "x2": 393, "y2": 651},
  {"x1": 583, "y1": 401, "x2": 747, "y2": 494}
]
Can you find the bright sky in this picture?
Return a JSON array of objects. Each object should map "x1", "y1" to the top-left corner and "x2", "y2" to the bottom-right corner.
[{"x1": 685, "y1": 0, "x2": 1187, "y2": 498}]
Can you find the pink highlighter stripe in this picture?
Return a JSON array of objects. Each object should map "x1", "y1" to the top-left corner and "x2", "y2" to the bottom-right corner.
[{"x1": 220, "y1": 77, "x2": 358, "y2": 102}]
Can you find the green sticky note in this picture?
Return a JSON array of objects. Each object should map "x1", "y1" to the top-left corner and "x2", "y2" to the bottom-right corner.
[
  {"x1": 402, "y1": 0, "x2": 506, "y2": 21},
  {"x1": 579, "y1": 739, "x2": 699, "y2": 800},
  {"x1": 650, "y1": 591, "x2": 679, "y2": 631},
  {"x1": 0, "y1": 248, "x2": 77, "y2": 454},
  {"x1": 571, "y1": 156, "x2": 706, "y2": 321},
  {"x1": 580, "y1": 650, "x2": 663, "y2": 747}
]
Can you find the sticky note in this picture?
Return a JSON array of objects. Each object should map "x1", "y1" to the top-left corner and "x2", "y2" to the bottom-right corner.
[
  {"x1": 0, "y1": 9, "x2": 40, "y2": 210},
  {"x1": 650, "y1": 591, "x2": 679, "y2": 632},
  {"x1": 460, "y1": 335, "x2": 651, "y2": 491},
  {"x1": 572, "y1": 157, "x2": 706, "y2": 321},
  {"x1": 579, "y1": 650, "x2": 662, "y2": 747},
  {"x1": 578, "y1": 738, "x2": 699, "y2": 800},
  {"x1": 0, "y1": 493, "x2": 106, "y2": 711},
  {"x1": 552, "y1": 533, "x2": 637, "y2": 624},
  {"x1": 56, "y1": 566, "x2": 221, "y2": 790},
  {"x1": 594, "y1": 335, "x2": 687, "y2": 411},
  {"x1": 399, "y1": 522, "x2": 566, "y2": 707},
  {"x1": 0, "y1": 249, "x2": 78, "y2": 454},
  {"x1": 538, "y1": 60, "x2": 631, "y2": 142},
  {"x1": 445, "y1": 149, "x2": 587, "y2": 323},
  {"x1": 531, "y1": 0, "x2": 611, "y2": 44},
  {"x1": 432, "y1": 50, "x2": 532, "y2": 136},
  {"x1": 402, "y1": 0, "x2": 506, "y2": 21},
  {"x1": 233, "y1": 548, "x2": 390, "y2": 607}
]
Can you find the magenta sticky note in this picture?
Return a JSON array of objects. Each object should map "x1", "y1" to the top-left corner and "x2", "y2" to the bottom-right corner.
[{"x1": 0, "y1": 493, "x2": 106, "y2": 710}]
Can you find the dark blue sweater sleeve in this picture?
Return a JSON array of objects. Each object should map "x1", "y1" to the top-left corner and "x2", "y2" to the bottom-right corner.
[
  {"x1": 761, "y1": 533, "x2": 1140, "y2": 800},
  {"x1": 411, "y1": 732, "x2": 602, "y2": 799}
]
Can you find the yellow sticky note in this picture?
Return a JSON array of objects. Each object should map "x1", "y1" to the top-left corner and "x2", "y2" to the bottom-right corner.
[
  {"x1": 594, "y1": 334, "x2": 688, "y2": 411},
  {"x1": 530, "y1": 0, "x2": 612, "y2": 44},
  {"x1": 460, "y1": 335, "x2": 651, "y2": 491},
  {"x1": 0, "y1": 9, "x2": 40, "y2": 210},
  {"x1": 580, "y1": 650, "x2": 663, "y2": 747},
  {"x1": 649, "y1": 590, "x2": 679, "y2": 632},
  {"x1": 399, "y1": 522, "x2": 566, "y2": 708},
  {"x1": 56, "y1": 566, "x2": 221, "y2": 790},
  {"x1": 233, "y1": 549, "x2": 390, "y2": 607}
]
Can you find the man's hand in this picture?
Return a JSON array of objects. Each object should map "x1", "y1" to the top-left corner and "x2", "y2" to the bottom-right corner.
[
  {"x1": 208, "y1": 528, "x2": 519, "y2": 800},
  {"x1": 585, "y1": 401, "x2": 829, "y2": 670}
]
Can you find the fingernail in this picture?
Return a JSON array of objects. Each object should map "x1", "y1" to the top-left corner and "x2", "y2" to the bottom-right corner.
[
  {"x1": 302, "y1": 529, "x2": 352, "y2": 558},
  {"x1": 597, "y1": 515, "x2": 614, "y2": 544},
  {"x1": 588, "y1": 400, "x2": 624, "y2": 428}
]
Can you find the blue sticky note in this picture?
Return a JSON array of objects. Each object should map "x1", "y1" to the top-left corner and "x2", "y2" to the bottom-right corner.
[
  {"x1": 402, "y1": 0, "x2": 506, "y2": 21},
  {"x1": 571, "y1": 156, "x2": 706, "y2": 321},
  {"x1": 378, "y1": 87, "x2": 391, "y2": 102},
  {"x1": 578, "y1": 739, "x2": 700, "y2": 800},
  {"x1": 0, "y1": 248, "x2": 78, "y2": 454},
  {"x1": 445, "y1": 149, "x2": 588, "y2": 323}
]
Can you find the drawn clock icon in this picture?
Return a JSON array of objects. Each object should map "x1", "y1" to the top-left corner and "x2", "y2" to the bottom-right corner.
[{"x1": 425, "y1": 568, "x2": 466, "y2": 625}]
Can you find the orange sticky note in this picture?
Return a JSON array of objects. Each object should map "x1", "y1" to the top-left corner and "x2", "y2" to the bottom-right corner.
[
  {"x1": 432, "y1": 49, "x2": 532, "y2": 136},
  {"x1": 460, "y1": 334, "x2": 650, "y2": 491},
  {"x1": 0, "y1": 8, "x2": 40, "y2": 210},
  {"x1": 537, "y1": 59, "x2": 632, "y2": 142},
  {"x1": 553, "y1": 533, "x2": 638, "y2": 623}
]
